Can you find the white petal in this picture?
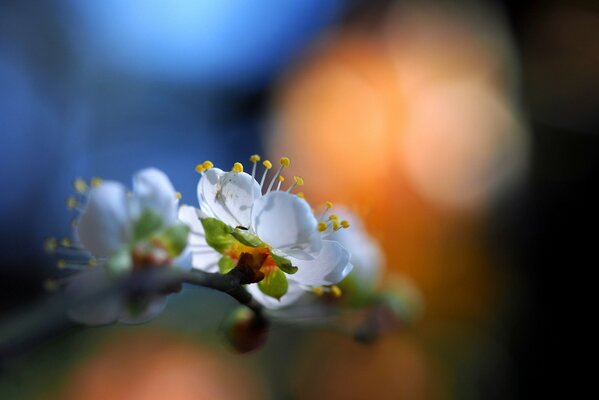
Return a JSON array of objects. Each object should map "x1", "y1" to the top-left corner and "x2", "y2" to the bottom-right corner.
[
  {"x1": 246, "y1": 280, "x2": 305, "y2": 309},
  {"x1": 119, "y1": 296, "x2": 168, "y2": 325},
  {"x1": 178, "y1": 205, "x2": 219, "y2": 272},
  {"x1": 198, "y1": 168, "x2": 260, "y2": 228},
  {"x1": 132, "y1": 168, "x2": 178, "y2": 226},
  {"x1": 172, "y1": 247, "x2": 193, "y2": 271},
  {"x1": 251, "y1": 191, "x2": 321, "y2": 255},
  {"x1": 192, "y1": 251, "x2": 220, "y2": 273},
  {"x1": 289, "y1": 240, "x2": 352, "y2": 287},
  {"x1": 65, "y1": 268, "x2": 122, "y2": 326},
  {"x1": 77, "y1": 181, "x2": 131, "y2": 257}
]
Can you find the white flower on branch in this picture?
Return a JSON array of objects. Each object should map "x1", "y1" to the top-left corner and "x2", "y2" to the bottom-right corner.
[{"x1": 179, "y1": 156, "x2": 353, "y2": 309}]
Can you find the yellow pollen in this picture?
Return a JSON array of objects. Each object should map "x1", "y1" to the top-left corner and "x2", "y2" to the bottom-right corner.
[
  {"x1": 44, "y1": 237, "x2": 57, "y2": 253},
  {"x1": 328, "y1": 214, "x2": 339, "y2": 221},
  {"x1": 313, "y1": 287, "x2": 324, "y2": 296},
  {"x1": 296, "y1": 192, "x2": 305, "y2": 199},
  {"x1": 293, "y1": 176, "x2": 304, "y2": 186},
  {"x1": 61, "y1": 237, "x2": 72, "y2": 247},
  {"x1": 341, "y1": 220, "x2": 350, "y2": 229},
  {"x1": 175, "y1": 192, "x2": 182, "y2": 200},
  {"x1": 326, "y1": 201, "x2": 333, "y2": 209},
  {"x1": 44, "y1": 279, "x2": 58, "y2": 292},
  {"x1": 195, "y1": 164, "x2": 205, "y2": 173},
  {"x1": 280, "y1": 157, "x2": 291, "y2": 167},
  {"x1": 330, "y1": 285, "x2": 342, "y2": 298},
  {"x1": 332, "y1": 220, "x2": 341, "y2": 231},
  {"x1": 57, "y1": 260, "x2": 67, "y2": 269},
  {"x1": 278, "y1": 175, "x2": 285, "y2": 182},
  {"x1": 263, "y1": 160, "x2": 272, "y2": 169},
  {"x1": 90, "y1": 177, "x2": 103, "y2": 187},
  {"x1": 73, "y1": 178, "x2": 88, "y2": 193},
  {"x1": 317, "y1": 222, "x2": 328, "y2": 232},
  {"x1": 88, "y1": 259, "x2": 97, "y2": 267},
  {"x1": 232, "y1": 162, "x2": 244, "y2": 173},
  {"x1": 250, "y1": 154, "x2": 261, "y2": 163},
  {"x1": 66, "y1": 196, "x2": 78, "y2": 210},
  {"x1": 202, "y1": 160, "x2": 214, "y2": 170}
]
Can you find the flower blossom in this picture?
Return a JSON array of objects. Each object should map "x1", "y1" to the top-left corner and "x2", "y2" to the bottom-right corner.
[
  {"x1": 64, "y1": 168, "x2": 190, "y2": 325},
  {"x1": 179, "y1": 156, "x2": 353, "y2": 309}
]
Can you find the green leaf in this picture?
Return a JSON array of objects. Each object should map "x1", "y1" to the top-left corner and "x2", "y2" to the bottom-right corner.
[
  {"x1": 133, "y1": 209, "x2": 163, "y2": 241},
  {"x1": 230, "y1": 229, "x2": 262, "y2": 247},
  {"x1": 218, "y1": 255, "x2": 236, "y2": 274},
  {"x1": 201, "y1": 217, "x2": 234, "y2": 253},
  {"x1": 270, "y1": 252, "x2": 298, "y2": 275},
  {"x1": 156, "y1": 223, "x2": 190, "y2": 257},
  {"x1": 107, "y1": 247, "x2": 132, "y2": 275},
  {"x1": 258, "y1": 268, "x2": 288, "y2": 300}
]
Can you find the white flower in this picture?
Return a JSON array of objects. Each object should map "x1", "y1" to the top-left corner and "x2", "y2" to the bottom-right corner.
[
  {"x1": 66, "y1": 168, "x2": 190, "y2": 325},
  {"x1": 179, "y1": 157, "x2": 353, "y2": 309}
]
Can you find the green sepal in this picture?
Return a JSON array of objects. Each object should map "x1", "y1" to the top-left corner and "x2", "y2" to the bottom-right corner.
[
  {"x1": 258, "y1": 268, "x2": 288, "y2": 300},
  {"x1": 155, "y1": 223, "x2": 190, "y2": 257},
  {"x1": 230, "y1": 229, "x2": 262, "y2": 247},
  {"x1": 107, "y1": 247, "x2": 132, "y2": 276},
  {"x1": 133, "y1": 209, "x2": 164, "y2": 241},
  {"x1": 270, "y1": 252, "x2": 298, "y2": 275},
  {"x1": 218, "y1": 255, "x2": 236, "y2": 274},
  {"x1": 201, "y1": 217, "x2": 235, "y2": 253}
]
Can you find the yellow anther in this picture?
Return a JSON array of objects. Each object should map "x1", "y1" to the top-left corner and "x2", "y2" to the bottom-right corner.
[
  {"x1": 90, "y1": 177, "x2": 103, "y2": 187},
  {"x1": 296, "y1": 192, "x2": 305, "y2": 199},
  {"x1": 88, "y1": 259, "x2": 97, "y2": 267},
  {"x1": 202, "y1": 160, "x2": 214, "y2": 170},
  {"x1": 250, "y1": 154, "x2": 261, "y2": 163},
  {"x1": 340, "y1": 220, "x2": 350, "y2": 229},
  {"x1": 332, "y1": 220, "x2": 341, "y2": 231},
  {"x1": 57, "y1": 260, "x2": 67, "y2": 269},
  {"x1": 317, "y1": 221, "x2": 328, "y2": 232},
  {"x1": 66, "y1": 196, "x2": 78, "y2": 209},
  {"x1": 232, "y1": 162, "x2": 244, "y2": 173},
  {"x1": 313, "y1": 287, "x2": 324, "y2": 296},
  {"x1": 73, "y1": 178, "x2": 88, "y2": 193},
  {"x1": 326, "y1": 201, "x2": 333, "y2": 209},
  {"x1": 263, "y1": 160, "x2": 272, "y2": 169},
  {"x1": 280, "y1": 157, "x2": 291, "y2": 167},
  {"x1": 44, "y1": 237, "x2": 57, "y2": 253},
  {"x1": 61, "y1": 237, "x2": 72, "y2": 247},
  {"x1": 175, "y1": 192, "x2": 182, "y2": 200},
  {"x1": 278, "y1": 175, "x2": 285, "y2": 182},
  {"x1": 328, "y1": 214, "x2": 339, "y2": 221},
  {"x1": 293, "y1": 176, "x2": 304, "y2": 186},
  {"x1": 195, "y1": 164, "x2": 205, "y2": 173},
  {"x1": 330, "y1": 285, "x2": 342, "y2": 298}
]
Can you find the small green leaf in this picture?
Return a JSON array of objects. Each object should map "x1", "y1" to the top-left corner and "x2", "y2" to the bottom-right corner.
[
  {"x1": 133, "y1": 209, "x2": 163, "y2": 241},
  {"x1": 258, "y1": 268, "x2": 288, "y2": 300},
  {"x1": 201, "y1": 217, "x2": 234, "y2": 253},
  {"x1": 230, "y1": 229, "x2": 262, "y2": 247},
  {"x1": 156, "y1": 224, "x2": 190, "y2": 257},
  {"x1": 218, "y1": 255, "x2": 236, "y2": 274},
  {"x1": 270, "y1": 252, "x2": 298, "y2": 275},
  {"x1": 107, "y1": 247, "x2": 132, "y2": 275}
]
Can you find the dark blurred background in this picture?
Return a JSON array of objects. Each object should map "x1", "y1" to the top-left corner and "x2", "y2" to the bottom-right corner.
[{"x1": 1, "y1": 0, "x2": 597, "y2": 399}]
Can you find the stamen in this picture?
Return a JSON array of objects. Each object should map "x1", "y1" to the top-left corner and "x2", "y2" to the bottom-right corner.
[
  {"x1": 340, "y1": 220, "x2": 350, "y2": 229},
  {"x1": 90, "y1": 177, "x2": 103, "y2": 188},
  {"x1": 259, "y1": 160, "x2": 272, "y2": 190},
  {"x1": 202, "y1": 160, "x2": 214, "y2": 170},
  {"x1": 313, "y1": 287, "x2": 324, "y2": 296},
  {"x1": 249, "y1": 154, "x2": 261, "y2": 163},
  {"x1": 296, "y1": 192, "x2": 306, "y2": 200},
  {"x1": 65, "y1": 196, "x2": 78, "y2": 210},
  {"x1": 195, "y1": 164, "x2": 205, "y2": 174},
  {"x1": 250, "y1": 155, "x2": 260, "y2": 198},
  {"x1": 44, "y1": 279, "x2": 59, "y2": 292},
  {"x1": 175, "y1": 192, "x2": 182, "y2": 200},
  {"x1": 73, "y1": 178, "x2": 88, "y2": 194},
  {"x1": 232, "y1": 162, "x2": 244, "y2": 173},
  {"x1": 330, "y1": 285, "x2": 342, "y2": 298},
  {"x1": 332, "y1": 220, "x2": 341, "y2": 231},
  {"x1": 286, "y1": 176, "x2": 304, "y2": 193},
  {"x1": 317, "y1": 222, "x2": 328, "y2": 232},
  {"x1": 266, "y1": 157, "x2": 291, "y2": 193},
  {"x1": 276, "y1": 175, "x2": 284, "y2": 191},
  {"x1": 328, "y1": 214, "x2": 339, "y2": 221},
  {"x1": 44, "y1": 237, "x2": 57, "y2": 253},
  {"x1": 61, "y1": 237, "x2": 72, "y2": 247},
  {"x1": 319, "y1": 201, "x2": 333, "y2": 220}
]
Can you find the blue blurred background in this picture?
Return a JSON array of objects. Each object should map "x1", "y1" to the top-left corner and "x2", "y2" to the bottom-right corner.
[{"x1": 1, "y1": 0, "x2": 597, "y2": 399}]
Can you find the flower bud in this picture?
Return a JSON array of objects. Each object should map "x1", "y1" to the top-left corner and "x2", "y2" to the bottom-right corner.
[{"x1": 222, "y1": 307, "x2": 269, "y2": 353}]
